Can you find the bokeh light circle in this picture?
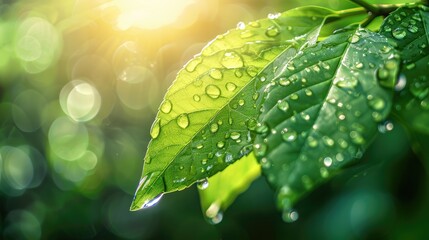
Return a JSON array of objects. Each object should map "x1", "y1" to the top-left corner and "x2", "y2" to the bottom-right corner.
[{"x1": 59, "y1": 80, "x2": 101, "y2": 122}]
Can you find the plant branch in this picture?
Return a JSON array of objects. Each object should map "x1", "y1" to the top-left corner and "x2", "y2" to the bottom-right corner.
[{"x1": 349, "y1": 0, "x2": 380, "y2": 14}]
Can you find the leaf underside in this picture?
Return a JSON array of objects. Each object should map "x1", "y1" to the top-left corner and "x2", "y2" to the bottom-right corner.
[
  {"x1": 198, "y1": 153, "x2": 260, "y2": 221},
  {"x1": 379, "y1": 5, "x2": 429, "y2": 135},
  {"x1": 131, "y1": 6, "x2": 338, "y2": 210},
  {"x1": 254, "y1": 26, "x2": 399, "y2": 214}
]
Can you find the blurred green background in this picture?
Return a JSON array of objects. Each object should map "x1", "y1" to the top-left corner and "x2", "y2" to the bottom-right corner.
[{"x1": 0, "y1": 0, "x2": 427, "y2": 239}]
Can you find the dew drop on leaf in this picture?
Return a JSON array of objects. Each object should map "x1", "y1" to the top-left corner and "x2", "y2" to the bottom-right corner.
[
  {"x1": 407, "y1": 24, "x2": 418, "y2": 33},
  {"x1": 210, "y1": 123, "x2": 219, "y2": 133},
  {"x1": 193, "y1": 94, "x2": 201, "y2": 102},
  {"x1": 176, "y1": 114, "x2": 190, "y2": 129},
  {"x1": 266, "y1": 26, "x2": 280, "y2": 37},
  {"x1": 230, "y1": 132, "x2": 241, "y2": 140},
  {"x1": 277, "y1": 100, "x2": 290, "y2": 112},
  {"x1": 394, "y1": 74, "x2": 407, "y2": 91},
  {"x1": 221, "y1": 51, "x2": 244, "y2": 69},
  {"x1": 209, "y1": 69, "x2": 223, "y2": 80},
  {"x1": 254, "y1": 143, "x2": 267, "y2": 157},
  {"x1": 392, "y1": 27, "x2": 407, "y2": 39},
  {"x1": 348, "y1": 34, "x2": 360, "y2": 43},
  {"x1": 217, "y1": 141, "x2": 225, "y2": 149},
  {"x1": 206, "y1": 85, "x2": 221, "y2": 99},
  {"x1": 150, "y1": 119, "x2": 161, "y2": 139},
  {"x1": 160, "y1": 100, "x2": 172, "y2": 114},
  {"x1": 323, "y1": 157, "x2": 333, "y2": 167},
  {"x1": 186, "y1": 57, "x2": 202, "y2": 72},
  {"x1": 225, "y1": 82, "x2": 237, "y2": 92},
  {"x1": 368, "y1": 96, "x2": 386, "y2": 111},
  {"x1": 246, "y1": 118, "x2": 257, "y2": 131},
  {"x1": 282, "y1": 130, "x2": 297, "y2": 142}
]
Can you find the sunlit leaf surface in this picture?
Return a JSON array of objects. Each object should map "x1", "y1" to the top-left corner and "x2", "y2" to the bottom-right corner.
[
  {"x1": 131, "y1": 6, "x2": 338, "y2": 210},
  {"x1": 254, "y1": 26, "x2": 399, "y2": 221}
]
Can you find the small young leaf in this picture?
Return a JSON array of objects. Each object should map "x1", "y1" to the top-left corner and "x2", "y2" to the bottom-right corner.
[
  {"x1": 198, "y1": 153, "x2": 260, "y2": 224},
  {"x1": 379, "y1": 5, "x2": 429, "y2": 134},
  {"x1": 131, "y1": 7, "x2": 338, "y2": 210},
  {"x1": 254, "y1": 26, "x2": 400, "y2": 217}
]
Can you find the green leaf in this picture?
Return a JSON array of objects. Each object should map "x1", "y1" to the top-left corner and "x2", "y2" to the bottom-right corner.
[
  {"x1": 131, "y1": 6, "x2": 338, "y2": 210},
  {"x1": 198, "y1": 153, "x2": 260, "y2": 224},
  {"x1": 379, "y1": 5, "x2": 429, "y2": 135},
  {"x1": 254, "y1": 26, "x2": 400, "y2": 221}
]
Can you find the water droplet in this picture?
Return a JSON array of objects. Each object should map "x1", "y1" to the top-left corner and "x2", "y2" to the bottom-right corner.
[
  {"x1": 268, "y1": 12, "x2": 281, "y2": 19},
  {"x1": 230, "y1": 132, "x2": 241, "y2": 140},
  {"x1": 395, "y1": 74, "x2": 407, "y2": 91},
  {"x1": 249, "y1": 21, "x2": 261, "y2": 28},
  {"x1": 392, "y1": 28, "x2": 407, "y2": 39},
  {"x1": 290, "y1": 93, "x2": 299, "y2": 100},
  {"x1": 287, "y1": 64, "x2": 295, "y2": 71},
  {"x1": 176, "y1": 114, "x2": 190, "y2": 129},
  {"x1": 378, "y1": 120, "x2": 394, "y2": 133},
  {"x1": 408, "y1": 24, "x2": 418, "y2": 33},
  {"x1": 321, "y1": 62, "x2": 330, "y2": 70},
  {"x1": 245, "y1": 119, "x2": 257, "y2": 131},
  {"x1": 197, "y1": 178, "x2": 209, "y2": 190},
  {"x1": 201, "y1": 159, "x2": 208, "y2": 165},
  {"x1": 350, "y1": 131, "x2": 365, "y2": 145},
  {"x1": 246, "y1": 66, "x2": 258, "y2": 77},
  {"x1": 305, "y1": 89, "x2": 313, "y2": 96},
  {"x1": 255, "y1": 122, "x2": 269, "y2": 136},
  {"x1": 368, "y1": 96, "x2": 386, "y2": 111},
  {"x1": 320, "y1": 168, "x2": 329, "y2": 178},
  {"x1": 143, "y1": 194, "x2": 163, "y2": 208},
  {"x1": 254, "y1": 143, "x2": 267, "y2": 157},
  {"x1": 144, "y1": 156, "x2": 151, "y2": 164},
  {"x1": 160, "y1": 100, "x2": 172, "y2": 114},
  {"x1": 209, "y1": 123, "x2": 219, "y2": 133},
  {"x1": 307, "y1": 136, "x2": 318, "y2": 148},
  {"x1": 206, "y1": 85, "x2": 221, "y2": 99},
  {"x1": 150, "y1": 119, "x2": 161, "y2": 139},
  {"x1": 282, "y1": 130, "x2": 297, "y2": 142},
  {"x1": 349, "y1": 34, "x2": 360, "y2": 43},
  {"x1": 206, "y1": 204, "x2": 223, "y2": 225},
  {"x1": 322, "y1": 136, "x2": 334, "y2": 147},
  {"x1": 221, "y1": 51, "x2": 244, "y2": 69},
  {"x1": 236, "y1": 21, "x2": 245, "y2": 30},
  {"x1": 240, "y1": 30, "x2": 254, "y2": 39},
  {"x1": 209, "y1": 69, "x2": 223, "y2": 80},
  {"x1": 279, "y1": 78, "x2": 291, "y2": 86},
  {"x1": 266, "y1": 26, "x2": 280, "y2": 37},
  {"x1": 312, "y1": 65, "x2": 321, "y2": 73},
  {"x1": 277, "y1": 100, "x2": 290, "y2": 112},
  {"x1": 217, "y1": 141, "x2": 225, "y2": 149},
  {"x1": 282, "y1": 209, "x2": 299, "y2": 223},
  {"x1": 323, "y1": 157, "x2": 333, "y2": 167},
  {"x1": 355, "y1": 62, "x2": 363, "y2": 69},
  {"x1": 186, "y1": 57, "x2": 202, "y2": 72},
  {"x1": 225, "y1": 82, "x2": 237, "y2": 92}
]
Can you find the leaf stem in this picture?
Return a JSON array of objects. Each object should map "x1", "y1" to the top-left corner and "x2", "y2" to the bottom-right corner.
[{"x1": 348, "y1": 0, "x2": 380, "y2": 14}]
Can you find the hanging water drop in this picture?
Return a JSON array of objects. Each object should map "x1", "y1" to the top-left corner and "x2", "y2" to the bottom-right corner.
[
  {"x1": 266, "y1": 26, "x2": 280, "y2": 37},
  {"x1": 282, "y1": 208, "x2": 299, "y2": 223},
  {"x1": 197, "y1": 178, "x2": 209, "y2": 190},
  {"x1": 395, "y1": 74, "x2": 407, "y2": 91},
  {"x1": 142, "y1": 194, "x2": 163, "y2": 208}
]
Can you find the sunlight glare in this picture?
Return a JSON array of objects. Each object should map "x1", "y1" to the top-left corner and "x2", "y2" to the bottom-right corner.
[{"x1": 115, "y1": 0, "x2": 196, "y2": 30}]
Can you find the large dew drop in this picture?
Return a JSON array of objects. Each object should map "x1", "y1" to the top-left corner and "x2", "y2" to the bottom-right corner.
[
  {"x1": 176, "y1": 114, "x2": 190, "y2": 129},
  {"x1": 282, "y1": 208, "x2": 299, "y2": 223},
  {"x1": 142, "y1": 194, "x2": 163, "y2": 208}
]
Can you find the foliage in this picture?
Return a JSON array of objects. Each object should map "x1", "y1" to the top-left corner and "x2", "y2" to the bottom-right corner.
[{"x1": 132, "y1": 0, "x2": 429, "y2": 225}]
